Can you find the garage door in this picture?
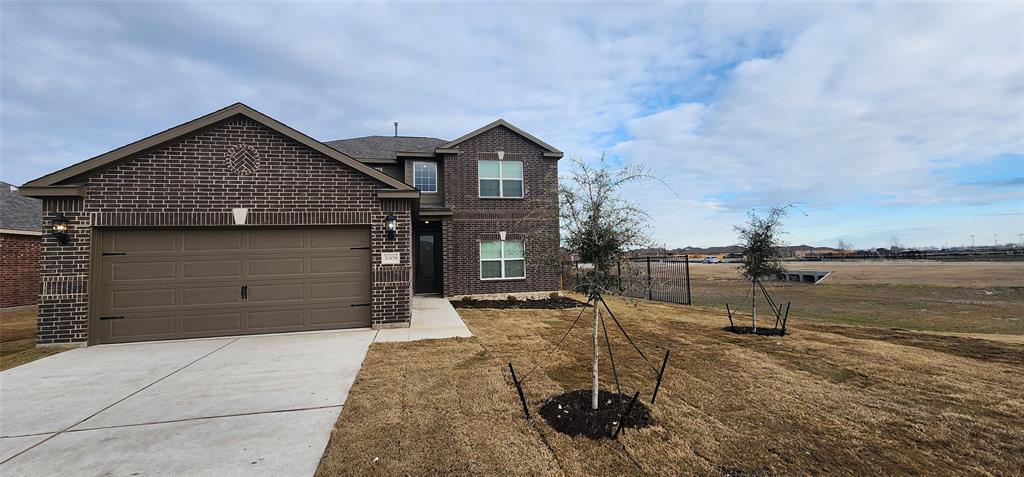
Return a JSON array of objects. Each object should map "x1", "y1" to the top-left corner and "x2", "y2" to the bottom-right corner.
[{"x1": 94, "y1": 227, "x2": 371, "y2": 344}]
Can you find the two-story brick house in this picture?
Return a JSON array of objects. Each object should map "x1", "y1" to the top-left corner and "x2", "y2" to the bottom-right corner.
[{"x1": 20, "y1": 103, "x2": 561, "y2": 345}]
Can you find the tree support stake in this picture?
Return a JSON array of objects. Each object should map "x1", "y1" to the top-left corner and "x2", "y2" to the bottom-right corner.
[
  {"x1": 651, "y1": 349, "x2": 670, "y2": 404},
  {"x1": 508, "y1": 363, "x2": 530, "y2": 419}
]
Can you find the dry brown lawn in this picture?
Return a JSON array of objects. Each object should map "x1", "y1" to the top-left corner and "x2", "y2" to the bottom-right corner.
[
  {"x1": 687, "y1": 261, "x2": 1024, "y2": 335},
  {"x1": 317, "y1": 296, "x2": 1024, "y2": 476},
  {"x1": 689, "y1": 260, "x2": 1024, "y2": 287},
  {"x1": 0, "y1": 306, "x2": 72, "y2": 371}
]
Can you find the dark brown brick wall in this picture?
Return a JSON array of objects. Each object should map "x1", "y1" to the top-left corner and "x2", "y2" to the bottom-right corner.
[
  {"x1": 37, "y1": 115, "x2": 412, "y2": 344},
  {"x1": 0, "y1": 233, "x2": 41, "y2": 308},
  {"x1": 441, "y1": 125, "x2": 560, "y2": 296}
]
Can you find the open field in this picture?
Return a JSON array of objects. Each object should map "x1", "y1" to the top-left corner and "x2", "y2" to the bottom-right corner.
[
  {"x1": 317, "y1": 296, "x2": 1024, "y2": 475},
  {"x1": 0, "y1": 307, "x2": 73, "y2": 371},
  {"x1": 686, "y1": 261, "x2": 1024, "y2": 335}
]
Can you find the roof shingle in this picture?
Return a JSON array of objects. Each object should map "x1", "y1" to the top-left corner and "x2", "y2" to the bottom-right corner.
[
  {"x1": 0, "y1": 181, "x2": 42, "y2": 232},
  {"x1": 325, "y1": 136, "x2": 448, "y2": 160}
]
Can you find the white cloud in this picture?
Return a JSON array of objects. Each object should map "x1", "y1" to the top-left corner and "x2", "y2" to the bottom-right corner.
[{"x1": 1, "y1": 1, "x2": 1021, "y2": 248}]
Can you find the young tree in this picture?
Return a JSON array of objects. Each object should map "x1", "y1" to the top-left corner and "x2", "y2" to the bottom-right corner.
[
  {"x1": 561, "y1": 155, "x2": 659, "y2": 410},
  {"x1": 734, "y1": 206, "x2": 790, "y2": 332}
]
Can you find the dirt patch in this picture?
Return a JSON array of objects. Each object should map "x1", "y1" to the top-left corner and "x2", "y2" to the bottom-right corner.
[
  {"x1": 723, "y1": 326, "x2": 787, "y2": 337},
  {"x1": 451, "y1": 296, "x2": 590, "y2": 309},
  {"x1": 539, "y1": 389, "x2": 652, "y2": 439}
]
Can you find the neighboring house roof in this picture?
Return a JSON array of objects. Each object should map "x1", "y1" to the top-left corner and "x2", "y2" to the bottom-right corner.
[
  {"x1": 440, "y1": 119, "x2": 564, "y2": 158},
  {"x1": 20, "y1": 103, "x2": 416, "y2": 196},
  {"x1": 325, "y1": 136, "x2": 448, "y2": 160},
  {"x1": 0, "y1": 181, "x2": 42, "y2": 234}
]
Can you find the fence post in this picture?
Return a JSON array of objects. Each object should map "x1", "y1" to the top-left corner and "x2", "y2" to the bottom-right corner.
[
  {"x1": 646, "y1": 257, "x2": 652, "y2": 300},
  {"x1": 616, "y1": 260, "x2": 622, "y2": 292},
  {"x1": 684, "y1": 254, "x2": 692, "y2": 305}
]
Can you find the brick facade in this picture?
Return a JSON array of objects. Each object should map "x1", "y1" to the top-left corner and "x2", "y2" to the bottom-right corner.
[
  {"x1": 441, "y1": 125, "x2": 560, "y2": 296},
  {"x1": 0, "y1": 233, "x2": 41, "y2": 308},
  {"x1": 36, "y1": 116, "x2": 413, "y2": 344}
]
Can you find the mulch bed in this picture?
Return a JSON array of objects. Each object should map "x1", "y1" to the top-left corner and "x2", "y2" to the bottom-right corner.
[
  {"x1": 539, "y1": 389, "x2": 652, "y2": 439},
  {"x1": 451, "y1": 296, "x2": 590, "y2": 310},
  {"x1": 724, "y1": 326, "x2": 787, "y2": 336}
]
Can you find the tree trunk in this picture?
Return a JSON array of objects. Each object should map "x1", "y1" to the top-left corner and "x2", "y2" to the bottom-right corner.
[
  {"x1": 751, "y1": 279, "x2": 757, "y2": 332},
  {"x1": 592, "y1": 295, "x2": 600, "y2": 410}
]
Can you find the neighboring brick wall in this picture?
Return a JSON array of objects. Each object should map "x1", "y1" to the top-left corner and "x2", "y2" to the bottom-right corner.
[
  {"x1": 0, "y1": 233, "x2": 41, "y2": 308},
  {"x1": 442, "y1": 125, "x2": 560, "y2": 296},
  {"x1": 36, "y1": 115, "x2": 413, "y2": 344}
]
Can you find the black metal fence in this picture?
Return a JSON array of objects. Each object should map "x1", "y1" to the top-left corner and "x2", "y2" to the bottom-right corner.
[{"x1": 562, "y1": 256, "x2": 692, "y2": 305}]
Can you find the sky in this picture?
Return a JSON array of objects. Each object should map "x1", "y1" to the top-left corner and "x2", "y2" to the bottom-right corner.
[{"x1": 1, "y1": 1, "x2": 1022, "y2": 249}]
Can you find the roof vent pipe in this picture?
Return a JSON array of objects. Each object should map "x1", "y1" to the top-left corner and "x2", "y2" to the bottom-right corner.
[{"x1": 394, "y1": 122, "x2": 398, "y2": 137}]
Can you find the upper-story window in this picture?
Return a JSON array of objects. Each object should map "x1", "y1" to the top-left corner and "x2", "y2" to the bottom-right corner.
[
  {"x1": 413, "y1": 161, "x2": 438, "y2": 193},
  {"x1": 479, "y1": 160, "x2": 523, "y2": 198}
]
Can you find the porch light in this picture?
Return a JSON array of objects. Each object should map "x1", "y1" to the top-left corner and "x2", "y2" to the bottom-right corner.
[
  {"x1": 386, "y1": 215, "x2": 398, "y2": 240},
  {"x1": 52, "y1": 212, "x2": 70, "y2": 245}
]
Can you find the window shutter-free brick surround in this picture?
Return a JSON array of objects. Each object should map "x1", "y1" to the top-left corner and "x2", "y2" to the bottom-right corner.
[{"x1": 441, "y1": 125, "x2": 560, "y2": 296}]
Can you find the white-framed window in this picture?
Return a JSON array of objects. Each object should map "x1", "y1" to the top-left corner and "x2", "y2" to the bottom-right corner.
[
  {"x1": 479, "y1": 160, "x2": 523, "y2": 198},
  {"x1": 480, "y1": 240, "x2": 525, "y2": 279},
  {"x1": 413, "y1": 161, "x2": 438, "y2": 193}
]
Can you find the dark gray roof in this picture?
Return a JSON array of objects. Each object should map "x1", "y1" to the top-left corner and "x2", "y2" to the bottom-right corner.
[
  {"x1": 325, "y1": 136, "x2": 448, "y2": 160},
  {"x1": 0, "y1": 181, "x2": 42, "y2": 232}
]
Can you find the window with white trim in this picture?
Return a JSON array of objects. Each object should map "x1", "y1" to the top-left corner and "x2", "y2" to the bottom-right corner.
[
  {"x1": 413, "y1": 161, "x2": 438, "y2": 193},
  {"x1": 480, "y1": 240, "x2": 525, "y2": 279},
  {"x1": 478, "y1": 160, "x2": 523, "y2": 198}
]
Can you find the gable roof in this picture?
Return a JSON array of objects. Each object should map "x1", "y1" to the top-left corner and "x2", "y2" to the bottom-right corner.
[
  {"x1": 326, "y1": 136, "x2": 448, "y2": 161},
  {"x1": 0, "y1": 181, "x2": 42, "y2": 233},
  {"x1": 21, "y1": 103, "x2": 416, "y2": 193},
  {"x1": 440, "y1": 119, "x2": 563, "y2": 158}
]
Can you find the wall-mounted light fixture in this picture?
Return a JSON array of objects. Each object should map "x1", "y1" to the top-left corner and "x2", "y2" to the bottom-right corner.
[
  {"x1": 385, "y1": 215, "x2": 398, "y2": 240},
  {"x1": 52, "y1": 212, "x2": 70, "y2": 245}
]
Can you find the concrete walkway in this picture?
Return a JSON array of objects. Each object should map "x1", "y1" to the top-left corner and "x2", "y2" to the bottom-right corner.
[
  {"x1": 0, "y1": 297, "x2": 472, "y2": 476},
  {"x1": 375, "y1": 295, "x2": 473, "y2": 342}
]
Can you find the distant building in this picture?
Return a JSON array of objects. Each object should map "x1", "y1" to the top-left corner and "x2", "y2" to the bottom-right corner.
[{"x1": 1, "y1": 181, "x2": 42, "y2": 308}]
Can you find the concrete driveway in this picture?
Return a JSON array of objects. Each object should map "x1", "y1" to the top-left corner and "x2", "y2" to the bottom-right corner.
[{"x1": 0, "y1": 329, "x2": 376, "y2": 476}]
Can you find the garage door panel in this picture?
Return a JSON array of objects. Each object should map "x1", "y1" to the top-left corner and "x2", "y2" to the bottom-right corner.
[
  {"x1": 182, "y1": 286, "x2": 242, "y2": 306},
  {"x1": 248, "y1": 230, "x2": 305, "y2": 250},
  {"x1": 310, "y1": 255, "x2": 368, "y2": 275},
  {"x1": 110, "y1": 289, "x2": 177, "y2": 310},
  {"x1": 310, "y1": 307, "x2": 369, "y2": 326},
  {"x1": 248, "y1": 257, "x2": 304, "y2": 277},
  {"x1": 181, "y1": 313, "x2": 244, "y2": 334},
  {"x1": 248, "y1": 309, "x2": 305, "y2": 330},
  {"x1": 247, "y1": 283, "x2": 304, "y2": 303},
  {"x1": 106, "y1": 232, "x2": 177, "y2": 254},
  {"x1": 109, "y1": 261, "x2": 177, "y2": 282},
  {"x1": 182, "y1": 259, "x2": 243, "y2": 279},
  {"x1": 96, "y1": 226, "x2": 372, "y2": 344},
  {"x1": 309, "y1": 228, "x2": 369, "y2": 248},
  {"x1": 108, "y1": 316, "x2": 177, "y2": 339},
  {"x1": 309, "y1": 281, "x2": 369, "y2": 300},
  {"x1": 182, "y1": 231, "x2": 243, "y2": 252}
]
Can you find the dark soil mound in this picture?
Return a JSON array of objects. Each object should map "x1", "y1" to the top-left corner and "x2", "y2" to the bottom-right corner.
[
  {"x1": 539, "y1": 389, "x2": 652, "y2": 439},
  {"x1": 724, "y1": 326, "x2": 787, "y2": 336},
  {"x1": 451, "y1": 296, "x2": 590, "y2": 310}
]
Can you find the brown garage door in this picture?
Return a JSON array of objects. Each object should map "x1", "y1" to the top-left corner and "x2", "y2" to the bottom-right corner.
[{"x1": 94, "y1": 227, "x2": 371, "y2": 344}]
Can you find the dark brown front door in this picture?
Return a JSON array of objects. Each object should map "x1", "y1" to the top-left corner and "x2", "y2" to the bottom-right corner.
[
  {"x1": 94, "y1": 227, "x2": 371, "y2": 344},
  {"x1": 414, "y1": 231, "x2": 441, "y2": 293}
]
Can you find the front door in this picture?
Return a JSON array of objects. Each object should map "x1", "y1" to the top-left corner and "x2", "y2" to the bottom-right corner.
[{"x1": 414, "y1": 231, "x2": 441, "y2": 293}]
